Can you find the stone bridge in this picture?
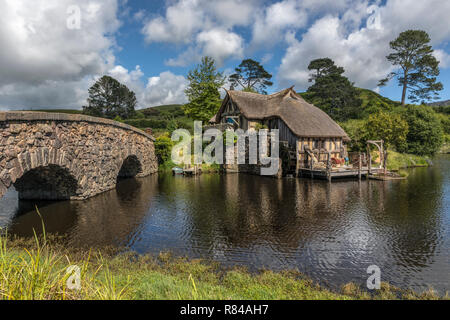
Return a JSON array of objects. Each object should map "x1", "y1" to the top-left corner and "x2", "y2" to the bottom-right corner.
[{"x1": 0, "y1": 112, "x2": 158, "y2": 200}]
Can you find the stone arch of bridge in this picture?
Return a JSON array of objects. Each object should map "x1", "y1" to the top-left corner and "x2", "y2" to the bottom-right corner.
[
  {"x1": 13, "y1": 164, "x2": 79, "y2": 200},
  {"x1": 117, "y1": 155, "x2": 143, "y2": 181}
]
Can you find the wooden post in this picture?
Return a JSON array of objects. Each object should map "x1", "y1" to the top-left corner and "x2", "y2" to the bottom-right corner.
[
  {"x1": 310, "y1": 157, "x2": 314, "y2": 179},
  {"x1": 295, "y1": 142, "x2": 299, "y2": 178},
  {"x1": 358, "y1": 154, "x2": 362, "y2": 180},
  {"x1": 327, "y1": 151, "x2": 331, "y2": 182},
  {"x1": 367, "y1": 146, "x2": 372, "y2": 175}
]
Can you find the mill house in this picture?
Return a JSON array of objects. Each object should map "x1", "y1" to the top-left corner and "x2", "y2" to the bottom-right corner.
[{"x1": 208, "y1": 87, "x2": 379, "y2": 180}]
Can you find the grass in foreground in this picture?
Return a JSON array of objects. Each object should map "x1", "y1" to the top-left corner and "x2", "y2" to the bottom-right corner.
[
  {"x1": 387, "y1": 150, "x2": 430, "y2": 171},
  {"x1": 1, "y1": 233, "x2": 448, "y2": 300}
]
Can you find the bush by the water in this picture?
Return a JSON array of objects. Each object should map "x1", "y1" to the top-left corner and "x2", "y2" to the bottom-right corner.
[
  {"x1": 341, "y1": 105, "x2": 444, "y2": 156},
  {"x1": 400, "y1": 105, "x2": 443, "y2": 155},
  {"x1": 154, "y1": 134, "x2": 174, "y2": 165}
]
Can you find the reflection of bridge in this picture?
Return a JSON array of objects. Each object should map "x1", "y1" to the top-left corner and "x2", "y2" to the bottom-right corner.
[{"x1": 0, "y1": 112, "x2": 158, "y2": 200}]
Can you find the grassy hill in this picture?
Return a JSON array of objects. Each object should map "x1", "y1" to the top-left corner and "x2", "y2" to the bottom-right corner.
[
  {"x1": 427, "y1": 100, "x2": 450, "y2": 107},
  {"x1": 27, "y1": 109, "x2": 83, "y2": 114},
  {"x1": 357, "y1": 88, "x2": 400, "y2": 108},
  {"x1": 123, "y1": 104, "x2": 193, "y2": 136},
  {"x1": 299, "y1": 88, "x2": 402, "y2": 118}
]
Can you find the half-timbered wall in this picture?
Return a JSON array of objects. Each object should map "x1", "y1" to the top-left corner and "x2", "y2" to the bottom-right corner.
[{"x1": 297, "y1": 138, "x2": 345, "y2": 167}]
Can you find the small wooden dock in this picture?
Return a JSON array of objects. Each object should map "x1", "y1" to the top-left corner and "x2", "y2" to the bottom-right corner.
[
  {"x1": 182, "y1": 164, "x2": 202, "y2": 176},
  {"x1": 295, "y1": 140, "x2": 389, "y2": 182},
  {"x1": 298, "y1": 167, "x2": 384, "y2": 181}
]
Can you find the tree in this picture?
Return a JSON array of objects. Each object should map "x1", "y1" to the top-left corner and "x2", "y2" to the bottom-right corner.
[
  {"x1": 229, "y1": 59, "x2": 273, "y2": 94},
  {"x1": 154, "y1": 133, "x2": 174, "y2": 164},
  {"x1": 401, "y1": 105, "x2": 443, "y2": 155},
  {"x1": 339, "y1": 119, "x2": 369, "y2": 152},
  {"x1": 83, "y1": 75, "x2": 136, "y2": 119},
  {"x1": 366, "y1": 111, "x2": 409, "y2": 151},
  {"x1": 378, "y1": 30, "x2": 443, "y2": 106},
  {"x1": 183, "y1": 56, "x2": 226, "y2": 122},
  {"x1": 308, "y1": 58, "x2": 344, "y2": 83},
  {"x1": 306, "y1": 58, "x2": 362, "y2": 121}
]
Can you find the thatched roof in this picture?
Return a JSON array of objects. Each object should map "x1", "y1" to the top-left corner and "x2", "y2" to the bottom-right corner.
[{"x1": 212, "y1": 88, "x2": 350, "y2": 141}]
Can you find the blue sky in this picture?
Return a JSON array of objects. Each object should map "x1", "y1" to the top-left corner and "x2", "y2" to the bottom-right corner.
[{"x1": 1, "y1": 0, "x2": 450, "y2": 110}]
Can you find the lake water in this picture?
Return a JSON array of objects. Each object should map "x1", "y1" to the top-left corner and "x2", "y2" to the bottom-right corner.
[{"x1": 1, "y1": 155, "x2": 449, "y2": 293}]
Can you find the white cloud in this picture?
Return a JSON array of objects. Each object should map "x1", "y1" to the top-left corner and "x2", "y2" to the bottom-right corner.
[
  {"x1": 142, "y1": 0, "x2": 254, "y2": 66},
  {"x1": 0, "y1": 78, "x2": 93, "y2": 110},
  {"x1": 142, "y1": 0, "x2": 207, "y2": 44},
  {"x1": 261, "y1": 53, "x2": 273, "y2": 64},
  {"x1": 143, "y1": 0, "x2": 369, "y2": 66},
  {"x1": 0, "y1": 0, "x2": 120, "y2": 109},
  {"x1": 196, "y1": 29, "x2": 244, "y2": 66},
  {"x1": 2, "y1": 0, "x2": 450, "y2": 109},
  {"x1": 250, "y1": 0, "x2": 368, "y2": 47},
  {"x1": 108, "y1": 65, "x2": 144, "y2": 93},
  {"x1": 144, "y1": 71, "x2": 188, "y2": 107},
  {"x1": 278, "y1": 0, "x2": 450, "y2": 91},
  {"x1": 166, "y1": 28, "x2": 244, "y2": 67},
  {"x1": 106, "y1": 66, "x2": 188, "y2": 107},
  {"x1": 142, "y1": 0, "x2": 256, "y2": 44},
  {"x1": 434, "y1": 49, "x2": 450, "y2": 69},
  {"x1": 166, "y1": 47, "x2": 201, "y2": 67},
  {"x1": 211, "y1": 0, "x2": 256, "y2": 27},
  {"x1": 251, "y1": 0, "x2": 308, "y2": 46},
  {"x1": 133, "y1": 9, "x2": 145, "y2": 22},
  {"x1": 0, "y1": 0, "x2": 190, "y2": 109}
]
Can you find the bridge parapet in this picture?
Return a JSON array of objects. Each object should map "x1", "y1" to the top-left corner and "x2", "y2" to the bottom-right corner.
[
  {"x1": 0, "y1": 112, "x2": 158, "y2": 200},
  {"x1": 0, "y1": 111, "x2": 155, "y2": 141}
]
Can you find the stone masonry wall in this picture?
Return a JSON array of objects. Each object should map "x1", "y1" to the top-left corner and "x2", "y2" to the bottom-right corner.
[
  {"x1": 0, "y1": 112, "x2": 158, "y2": 200},
  {"x1": 222, "y1": 133, "x2": 282, "y2": 178}
]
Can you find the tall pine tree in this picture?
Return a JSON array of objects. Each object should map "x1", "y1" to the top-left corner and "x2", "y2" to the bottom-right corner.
[
  {"x1": 229, "y1": 59, "x2": 273, "y2": 94},
  {"x1": 378, "y1": 30, "x2": 443, "y2": 106}
]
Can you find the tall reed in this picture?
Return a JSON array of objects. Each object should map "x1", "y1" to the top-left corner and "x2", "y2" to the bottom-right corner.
[{"x1": 0, "y1": 208, "x2": 129, "y2": 300}]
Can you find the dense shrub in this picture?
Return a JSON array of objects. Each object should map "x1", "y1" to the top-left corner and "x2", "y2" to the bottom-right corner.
[
  {"x1": 154, "y1": 134, "x2": 174, "y2": 164},
  {"x1": 401, "y1": 105, "x2": 443, "y2": 155},
  {"x1": 141, "y1": 108, "x2": 160, "y2": 117},
  {"x1": 366, "y1": 111, "x2": 408, "y2": 151},
  {"x1": 339, "y1": 119, "x2": 369, "y2": 152},
  {"x1": 436, "y1": 113, "x2": 450, "y2": 135},
  {"x1": 135, "y1": 111, "x2": 146, "y2": 119},
  {"x1": 123, "y1": 119, "x2": 168, "y2": 129},
  {"x1": 432, "y1": 105, "x2": 450, "y2": 114}
]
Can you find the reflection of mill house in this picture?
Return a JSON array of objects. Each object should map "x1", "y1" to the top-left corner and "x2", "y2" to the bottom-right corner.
[{"x1": 208, "y1": 87, "x2": 377, "y2": 180}]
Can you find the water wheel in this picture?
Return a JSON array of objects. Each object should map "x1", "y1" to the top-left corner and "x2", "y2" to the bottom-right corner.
[{"x1": 280, "y1": 144, "x2": 297, "y2": 175}]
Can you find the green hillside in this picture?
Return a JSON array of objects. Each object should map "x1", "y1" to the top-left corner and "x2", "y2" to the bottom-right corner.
[
  {"x1": 122, "y1": 104, "x2": 193, "y2": 136},
  {"x1": 140, "y1": 104, "x2": 184, "y2": 118},
  {"x1": 300, "y1": 88, "x2": 401, "y2": 118},
  {"x1": 28, "y1": 109, "x2": 83, "y2": 114}
]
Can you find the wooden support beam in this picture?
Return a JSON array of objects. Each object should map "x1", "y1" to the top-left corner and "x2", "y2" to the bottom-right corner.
[{"x1": 358, "y1": 154, "x2": 362, "y2": 180}]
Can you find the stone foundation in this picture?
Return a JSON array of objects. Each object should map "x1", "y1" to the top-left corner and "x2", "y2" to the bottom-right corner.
[{"x1": 222, "y1": 134, "x2": 282, "y2": 178}]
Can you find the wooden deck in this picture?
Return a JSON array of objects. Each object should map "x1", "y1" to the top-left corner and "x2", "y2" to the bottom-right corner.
[{"x1": 298, "y1": 167, "x2": 384, "y2": 180}]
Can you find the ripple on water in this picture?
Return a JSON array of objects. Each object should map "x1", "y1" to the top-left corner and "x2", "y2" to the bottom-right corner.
[{"x1": 0, "y1": 156, "x2": 449, "y2": 294}]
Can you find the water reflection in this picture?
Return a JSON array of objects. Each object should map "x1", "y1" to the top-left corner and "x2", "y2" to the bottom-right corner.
[
  {"x1": 3, "y1": 176, "x2": 158, "y2": 248},
  {"x1": 0, "y1": 156, "x2": 449, "y2": 293}
]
